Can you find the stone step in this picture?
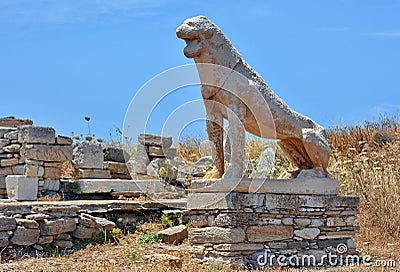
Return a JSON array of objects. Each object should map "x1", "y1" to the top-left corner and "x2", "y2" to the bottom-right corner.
[{"x1": 190, "y1": 177, "x2": 339, "y2": 195}]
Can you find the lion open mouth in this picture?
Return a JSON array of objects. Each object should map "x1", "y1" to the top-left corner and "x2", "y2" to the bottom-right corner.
[
  {"x1": 183, "y1": 38, "x2": 202, "y2": 58},
  {"x1": 176, "y1": 23, "x2": 203, "y2": 58}
]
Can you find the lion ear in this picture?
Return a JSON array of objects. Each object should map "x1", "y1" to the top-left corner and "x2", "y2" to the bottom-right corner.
[{"x1": 203, "y1": 29, "x2": 214, "y2": 39}]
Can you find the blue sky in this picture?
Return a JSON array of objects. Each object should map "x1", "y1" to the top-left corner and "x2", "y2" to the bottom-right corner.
[{"x1": 1, "y1": 0, "x2": 399, "y2": 143}]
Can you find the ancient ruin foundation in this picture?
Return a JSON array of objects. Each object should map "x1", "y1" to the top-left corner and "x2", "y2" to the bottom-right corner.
[{"x1": 187, "y1": 178, "x2": 359, "y2": 269}]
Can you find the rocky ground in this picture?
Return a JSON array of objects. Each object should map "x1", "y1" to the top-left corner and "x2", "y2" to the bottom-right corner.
[{"x1": 0, "y1": 220, "x2": 398, "y2": 272}]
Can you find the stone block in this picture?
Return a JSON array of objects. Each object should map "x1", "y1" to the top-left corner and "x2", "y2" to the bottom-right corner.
[
  {"x1": 103, "y1": 146, "x2": 128, "y2": 162},
  {"x1": 53, "y1": 233, "x2": 72, "y2": 241},
  {"x1": 294, "y1": 218, "x2": 311, "y2": 226},
  {"x1": 12, "y1": 164, "x2": 25, "y2": 175},
  {"x1": 18, "y1": 126, "x2": 55, "y2": 144},
  {"x1": 39, "y1": 218, "x2": 76, "y2": 235},
  {"x1": 0, "y1": 117, "x2": 32, "y2": 128},
  {"x1": 16, "y1": 218, "x2": 39, "y2": 229},
  {"x1": 187, "y1": 192, "x2": 240, "y2": 210},
  {"x1": 0, "y1": 176, "x2": 5, "y2": 189},
  {"x1": 294, "y1": 228, "x2": 320, "y2": 240},
  {"x1": 0, "y1": 231, "x2": 9, "y2": 247},
  {"x1": 10, "y1": 226, "x2": 40, "y2": 245},
  {"x1": 158, "y1": 225, "x2": 188, "y2": 244},
  {"x1": 1, "y1": 158, "x2": 19, "y2": 167},
  {"x1": 0, "y1": 139, "x2": 11, "y2": 150},
  {"x1": 55, "y1": 135, "x2": 73, "y2": 145},
  {"x1": 43, "y1": 179, "x2": 60, "y2": 191},
  {"x1": 24, "y1": 164, "x2": 38, "y2": 177},
  {"x1": 4, "y1": 131, "x2": 18, "y2": 140},
  {"x1": 129, "y1": 144, "x2": 150, "y2": 174},
  {"x1": 79, "y1": 213, "x2": 116, "y2": 230},
  {"x1": 322, "y1": 231, "x2": 355, "y2": 239},
  {"x1": 72, "y1": 141, "x2": 104, "y2": 169},
  {"x1": 0, "y1": 167, "x2": 12, "y2": 176},
  {"x1": 327, "y1": 217, "x2": 346, "y2": 227},
  {"x1": 281, "y1": 217, "x2": 294, "y2": 225},
  {"x1": 147, "y1": 146, "x2": 177, "y2": 158},
  {"x1": 78, "y1": 169, "x2": 111, "y2": 179},
  {"x1": 22, "y1": 144, "x2": 73, "y2": 162},
  {"x1": 189, "y1": 227, "x2": 245, "y2": 244},
  {"x1": 138, "y1": 134, "x2": 172, "y2": 148},
  {"x1": 247, "y1": 225, "x2": 293, "y2": 242},
  {"x1": 43, "y1": 167, "x2": 61, "y2": 179},
  {"x1": 2, "y1": 144, "x2": 21, "y2": 153},
  {"x1": 0, "y1": 216, "x2": 17, "y2": 231},
  {"x1": 103, "y1": 161, "x2": 129, "y2": 175},
  {"x1": 0, "y1": 127, "x2": 16, "y2": 138},
  {"x1": 5, "y1": 175, "x2": 38, "y2": 201},
  {"x1": 190, "y1": 215, "x2": 209, "y2": 227},
  {"x1": 37, "y1": 236, "x2": 53, "y2": 245},
  {"x1": 0, "y1": 153, "x2": 13, "y2": 159},
  {"x1": 71, "y1": 225, "x2": 101, "y2": 239}
]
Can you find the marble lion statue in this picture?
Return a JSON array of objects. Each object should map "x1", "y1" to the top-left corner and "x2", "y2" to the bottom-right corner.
[{"x1": 176, "y1": 16, "x2": 330, "y2": 179}]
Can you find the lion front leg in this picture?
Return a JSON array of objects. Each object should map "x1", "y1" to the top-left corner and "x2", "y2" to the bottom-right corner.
[
  {"x1": 222, "y1": 104, "x2": 246, "y2": 179},
  {"x1": 205, "y1": 101, "x2": 224, "y2": 178}
]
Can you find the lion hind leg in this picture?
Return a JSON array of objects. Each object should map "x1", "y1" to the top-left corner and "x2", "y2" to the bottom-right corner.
[
  {"x1": 278, "y1": 138, "x2": 314, "y2": 170},
  {"x1": 301, "y1": 128, "x2": 331, "y2": 171}
]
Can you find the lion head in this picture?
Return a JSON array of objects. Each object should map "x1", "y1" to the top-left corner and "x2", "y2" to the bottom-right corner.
[{"x1": 176, "y1": 16, "x2": 215, "y2": 58}]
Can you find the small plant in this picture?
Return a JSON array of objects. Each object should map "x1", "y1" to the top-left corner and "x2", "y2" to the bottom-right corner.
[
  {"x1": 78, "y1": 228, "x2": 123, "y2": 247},
  {"x1": 41, "y1": 244, "x2": 61, "y2": 257},
  {"x1": 126, "y1": 249, "x2": 139, "y2": 260},
  {"x1": 139, "y1": 233, "x2": 161, "y2": 244},
  {"x1": 70, "y1": 182, "x2": 81, "y2": 194},
  {"x1": 161, "y1": 214, "x2": 174, "y2": 228}
]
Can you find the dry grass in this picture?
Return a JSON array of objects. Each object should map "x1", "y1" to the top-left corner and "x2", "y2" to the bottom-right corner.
[{"x1": 327, "y1": 116, "x2": 400, "y2": 238}]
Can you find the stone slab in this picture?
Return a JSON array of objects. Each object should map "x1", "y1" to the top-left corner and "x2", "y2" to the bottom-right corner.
[
  {"x1": 72, "y1": 179, "x2": 164, "y2": 194},
  {"x1": 190, "y1": 177, "x2": 339, "y2": 195}
]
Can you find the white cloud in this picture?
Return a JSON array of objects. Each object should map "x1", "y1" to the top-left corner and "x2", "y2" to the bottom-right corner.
[{"x1": 363, "y1": 31, "x2": 400, "y2": 38}]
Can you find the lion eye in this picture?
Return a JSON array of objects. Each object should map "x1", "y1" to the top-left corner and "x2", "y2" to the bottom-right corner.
[{"x1": 187, "y1": 21, "x2": 195, "y2": 27}]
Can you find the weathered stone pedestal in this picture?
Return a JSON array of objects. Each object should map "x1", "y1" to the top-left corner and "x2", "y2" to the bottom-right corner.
[{"x1": 187, "y1": 177, "x2": 359, "y2": 269}]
